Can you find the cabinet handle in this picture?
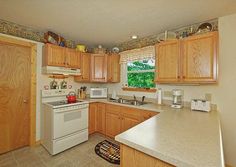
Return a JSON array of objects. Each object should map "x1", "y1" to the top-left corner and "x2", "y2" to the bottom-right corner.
[
  {"x1": 177, "y1": 76, "x2": 180, "y2": 79},
  {"x1": 183, "y1": 76, "x2": 186, "y2": 79}
]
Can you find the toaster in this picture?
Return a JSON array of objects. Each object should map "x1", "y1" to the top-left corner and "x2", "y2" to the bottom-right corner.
[{"x1": 191, "y1": 99, "x2": 211, "y2": 112}]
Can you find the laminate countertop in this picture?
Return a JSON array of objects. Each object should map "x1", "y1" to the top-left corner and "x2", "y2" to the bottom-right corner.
[
  {"x1": 115, "y1": 106, "x2": 224, "y2": 167},
  {"x1": 84, "y1": 98, "x2": 224, "y2": 167}
]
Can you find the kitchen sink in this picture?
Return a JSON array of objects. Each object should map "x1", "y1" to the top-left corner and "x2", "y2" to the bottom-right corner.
[{"x1": 109, "y1": 98, "x2": 148, "y2": 106}]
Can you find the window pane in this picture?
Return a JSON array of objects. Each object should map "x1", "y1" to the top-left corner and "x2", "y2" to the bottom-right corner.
[
  {"x1": 127, "y1": 59, "x2": 155, "y2": 71},
  {"x1": 128, "y1": 72, "x2": 155, "y2": 88}
]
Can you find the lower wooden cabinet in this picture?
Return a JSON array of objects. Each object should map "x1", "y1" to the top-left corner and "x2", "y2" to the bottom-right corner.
[
  {"x1": 89, "y1": 102, "x2": 106, "y2": 135},
  {"x1": 120, "y1": 144, "x2": 175, "y2": 167},
  {"x1": 96, "y1": 103, "x2": 106, "y2": 134},
  {"x1": 89, "y1": 103, "x2": 159, "y2": 138}
]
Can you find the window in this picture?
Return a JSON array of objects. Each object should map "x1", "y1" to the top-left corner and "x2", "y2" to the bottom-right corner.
[
  {"x1": 127, "y1": 58, "x2": 155, "y2": 88},
  {"x1": 120, "y1": 46, "x2": 156, "y2": 91}
]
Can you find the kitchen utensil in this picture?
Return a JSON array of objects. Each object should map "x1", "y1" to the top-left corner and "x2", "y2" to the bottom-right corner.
[{"x1": 66, "y1": 91, "x2": 77, "y2": 103}]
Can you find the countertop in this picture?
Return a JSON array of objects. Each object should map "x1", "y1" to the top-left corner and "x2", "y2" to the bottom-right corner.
[
  {"x1": 115, "y1": 107, "x2": 224, "y2": 167},
  {"x1": 83, "y1": 98, "x2": 224, "y2": 167}
]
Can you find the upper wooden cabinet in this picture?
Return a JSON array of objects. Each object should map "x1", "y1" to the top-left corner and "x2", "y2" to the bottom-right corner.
[
  {"x1": 155, "y1": 31, "x2": 218, "y2": 84},
  {"x1": 43, "y1": 43, "x2": 81, "y2": 69},
  {"x1": 65, "y1": 48, "x2": 81, "y2": 68},
  {"x1": 74, "y1": 52, "x2": 91, "y2": 82},
  {"x1": 107, "y1": 54, "x2": 120, "y2": 83},
  {"x1": 182, "y1": 32, "x2": 218, "y2": 83},
  {"x1": 43, "y1": 43, "x2": 65, "y2": 67},
  {"x1": 155, "y1": 40, "x2": 180, "y2": 83},
  {"x1": 90, "y1": 54, "x2": 108, "y2": 82}
]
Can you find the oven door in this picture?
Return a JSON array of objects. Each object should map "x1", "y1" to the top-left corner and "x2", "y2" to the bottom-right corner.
[{"x1": 53, "y1": 107, "x2": 88, "y2": 139}]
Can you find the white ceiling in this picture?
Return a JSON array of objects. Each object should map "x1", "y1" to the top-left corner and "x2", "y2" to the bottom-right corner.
[{"x1": 1, "y1": 0, "x2": 236, "y2": 47}]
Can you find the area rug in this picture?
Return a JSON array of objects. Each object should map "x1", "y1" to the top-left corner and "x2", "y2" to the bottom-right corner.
[{"x1": 95, "y1": 140, "x2": 120, "y2": 165}]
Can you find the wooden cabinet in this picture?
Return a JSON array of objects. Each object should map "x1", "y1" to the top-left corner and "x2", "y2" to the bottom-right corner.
[
  {"x1": 74, "y1": 52, "x2": 91, "y2": 82},
  {"x1": 182, "y1": 32, "x2": 218, "y2": 83},
  {"x1": 107, "y1": 54, "x2": 120, "y2": 83},
  {"x1": 121, "y1": 107, "x2": 141, "y2": 132},
  {"x1": 105, "y1": 104, "x2": 122, "y2": 138},
  {"x1": 141, "y1": 110, "x2": 158, "y2": 121},
  {"x1": 120, "y1": 144, "x2": 175, "y2": 167},
  {"x1": 155, "y1": 40, "x2": 180, "y2": 83},
  {"x1": 43, "y1": 43, "x2": 81, "y2": 69},
  {"x1": 43, "y1": 43, "x2": 65, "y2": 67},
  {"x1": 65, "y1": 48, "x2": 81, "y2": 68},
  {"x1": 96, "y1": 103, "x2": 106, "y2": 134},
  {"x1": 89, "y1": 103, "x2": 97, "y2": 134},
  {"x1": 90, "y1": 54, "x2": 108, "y2": 82},
  {"x1": 155, "y1": 31, "x2": 218, "y2": 84}
]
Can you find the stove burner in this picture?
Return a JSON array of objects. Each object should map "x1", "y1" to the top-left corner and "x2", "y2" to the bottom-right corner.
[{"x1": 47, "y1": 100, "x2": 84, "y2": 106}]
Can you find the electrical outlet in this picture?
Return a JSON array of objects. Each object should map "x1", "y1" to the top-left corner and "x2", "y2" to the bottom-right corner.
[{"x1": 205, "y1": 93, "x2": 212, "y2": 101}]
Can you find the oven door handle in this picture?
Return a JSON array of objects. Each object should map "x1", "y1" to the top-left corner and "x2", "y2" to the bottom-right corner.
[{"x1": 55, "y1": 109, "x2": 83, "y2": 114}]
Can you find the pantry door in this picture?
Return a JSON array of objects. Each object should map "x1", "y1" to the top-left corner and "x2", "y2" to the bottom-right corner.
[{"x1": 0, "y1": 36, "x2": 36, "y2": 153}]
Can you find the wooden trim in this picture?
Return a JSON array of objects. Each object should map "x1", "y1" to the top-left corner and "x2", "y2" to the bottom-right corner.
[
  {"x1": 122, "y1": 87, "x2": 157, "y2": 93},
  {"x1": 49, "y1": 74, "x2": 69, "y2": 79},
  {"x1": 0, "y1": 36, "x2": 37, "y2": 147}
]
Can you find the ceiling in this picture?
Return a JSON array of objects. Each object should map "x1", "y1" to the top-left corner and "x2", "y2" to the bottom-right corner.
[{"x1": 1, "y1": 0, "x2": 236, "y2": 47}]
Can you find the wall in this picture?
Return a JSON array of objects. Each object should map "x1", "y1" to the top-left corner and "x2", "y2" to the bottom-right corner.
[{"x1": 106, "y1": 13, "x2": 236, "y2": 166}]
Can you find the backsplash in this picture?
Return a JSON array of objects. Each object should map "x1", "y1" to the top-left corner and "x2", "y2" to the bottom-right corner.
[
  {"x1": 117, "y1": 19, "x2": 218, "y2": 52},
  {"x1": 0, "y1": 19, "x2": 76, "y2": 48}
]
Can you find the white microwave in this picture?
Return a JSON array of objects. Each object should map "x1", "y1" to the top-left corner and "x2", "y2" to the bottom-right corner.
[{"x1": 90, "y1": 88, "x2": 108, "y2": 99}]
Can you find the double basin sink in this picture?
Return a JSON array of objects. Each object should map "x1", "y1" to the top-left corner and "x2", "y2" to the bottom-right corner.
[{"x1": 109, "y1": 98, "x2": 148, "y2": 106}]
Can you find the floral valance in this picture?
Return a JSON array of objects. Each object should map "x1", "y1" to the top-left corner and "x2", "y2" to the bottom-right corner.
[{"x1": 119, "y1": 45, "x2": 155, "y2": 63}]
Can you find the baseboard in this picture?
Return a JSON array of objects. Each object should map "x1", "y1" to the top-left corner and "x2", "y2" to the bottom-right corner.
[{"x1": 226, "y1": 164, "x2": 234, "y2": 167}]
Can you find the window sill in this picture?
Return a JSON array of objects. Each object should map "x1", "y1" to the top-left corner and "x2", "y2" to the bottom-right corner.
[{"x1": 122, "y1": 87, "x2": 157, "y2": 93}]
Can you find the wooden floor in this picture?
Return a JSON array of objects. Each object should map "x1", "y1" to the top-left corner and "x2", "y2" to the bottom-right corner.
[{"x1": 0, "y1": 133, "x2": 119, "y2": 167}]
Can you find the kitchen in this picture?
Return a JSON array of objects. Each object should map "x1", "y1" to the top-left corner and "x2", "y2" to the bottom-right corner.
[{"x1": 0, "y1": 1, "x2": 236, "y2": 167}]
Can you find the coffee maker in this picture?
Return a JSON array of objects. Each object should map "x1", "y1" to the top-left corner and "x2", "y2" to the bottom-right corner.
[{"x1": 171, "y1": 89, "x2": 183, "y2": 109}]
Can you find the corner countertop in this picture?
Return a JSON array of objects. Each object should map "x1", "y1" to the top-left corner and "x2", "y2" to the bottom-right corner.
[
  {"x1": 82, "y1": 98, "x2": 224, "y2": 167},
  {"x1": 115, "y1": 107, "x2": 224, "y2": 167}
]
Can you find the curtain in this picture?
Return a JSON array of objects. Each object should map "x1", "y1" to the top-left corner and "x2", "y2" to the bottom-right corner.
[{"x1": 120, "y1": 45, "x2": 155, "y2": 64}]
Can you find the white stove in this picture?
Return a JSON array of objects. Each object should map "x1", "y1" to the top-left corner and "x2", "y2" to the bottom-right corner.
[{"x1": 41, "y1": 89, "x2": 89, "y2": 155}]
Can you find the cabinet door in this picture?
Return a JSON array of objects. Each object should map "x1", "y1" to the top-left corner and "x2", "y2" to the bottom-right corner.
[
  {"x1": 74, "y1": 53, "x2": 90, "y2": 82},
  {"x1": 43, "y1": 44, "x2": 65, "y2": 67},
  {"x1": 96, "y1": 103, "x2": 106, "y2": 135},
  {"x1": 89, "y1": 103, "x2": 97, "y2": 135},
  {"x1": 155, "y1": 40, "x2": 180, "y2": 83},
  {"x1": 182, "y1": 32, "x2": 218, "y2": 83},
  {"x1": 105, "y1": 104, "x2": 121, "y2": 138},
  {"x1": 121, "y1": 107, "x2": 141, "y2": 132},
  {"x1": 91, "y1": 54, "x2": 108, "y2": 82},
  {"x1": 65, "y1": 48, "x2": 81, "y2": 68},
  {"x1": 141, "y1": 110, "x2": 159, "y2": 121},
  {"x1": 107, "y1": 54, "x2": 120, "y2": 83}
]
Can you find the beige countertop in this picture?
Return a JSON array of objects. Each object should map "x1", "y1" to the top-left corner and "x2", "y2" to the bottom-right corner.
[
  {"x1": 115, "y1": 107, "x2": 224, "y2": 167},
  {"x1": 83, "y1": 98, "x2": 224, "y2": 167}
]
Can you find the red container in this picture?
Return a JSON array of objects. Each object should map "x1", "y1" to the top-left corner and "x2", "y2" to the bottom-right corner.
[{"x1": 66, "y1": 91, "x2": 76, "y2": 103}]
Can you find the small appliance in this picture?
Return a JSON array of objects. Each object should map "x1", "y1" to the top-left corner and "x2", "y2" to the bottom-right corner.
[
  {"x1": 171, "y1": 89, "x2": 183, "y2": 109},
  {"x1": 191, "y1": 99, "x2": 211, "y2": 112},
  {"x1": 90, "y1": 88, "x2": 108, "y2": 99}
]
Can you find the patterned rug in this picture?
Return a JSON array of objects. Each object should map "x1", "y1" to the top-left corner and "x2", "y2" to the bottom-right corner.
[{"x1": 95, "y1": 140, "x2": 120, "y2": 165}]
